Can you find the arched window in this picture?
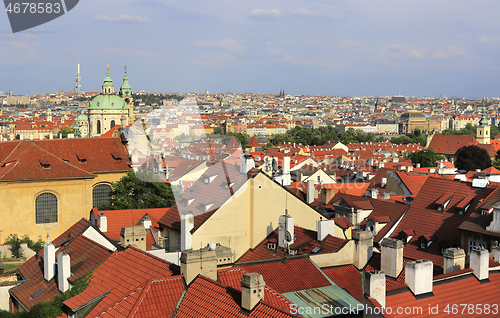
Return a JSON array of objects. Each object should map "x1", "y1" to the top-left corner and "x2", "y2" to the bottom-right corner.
[
  {"x1": 93, "y1": 184, "x2": 112, "y2": 209},
  {"x1": 97, "y1": 120, "x2": 101, "y2": 134},
  {"x1": 110, "y1": 120, "x2": 115, "y2": 129},
  {"x1": 36, "y1": 193, "x2": 57, "y2": 224}
]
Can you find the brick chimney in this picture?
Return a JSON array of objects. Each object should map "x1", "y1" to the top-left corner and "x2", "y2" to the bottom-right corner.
[
  {"x1": 364, "y1": 271, "x2": 386, "y2": 308},
  {"x1": 405, "y1": 260, "x2": 433, "y2": 296},
  {"x1": 443, "y1": 248, "x2": 465, "y2": 274},
  {"x1": 180, "y1": 247, "x2": 218, "y2": 284},
  {"x1": 57, "y1": 252, "x2": 71, "y2": 292},
  {"x1": 470, "y1": 247, "x2": 489, "y2": 281},
  {"x1": 353, "y1": 231, "x2": 373, "y2": 269},
  {"x1": 241, "y1": 273, "x2": 265, "y2": 311},
  {"x1": 380, "y1": 238, "x2": 403, "y2": 278}
]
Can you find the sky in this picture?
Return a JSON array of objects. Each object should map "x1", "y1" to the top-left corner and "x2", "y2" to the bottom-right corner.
[{"x1": 1, "y1": 0, "x2": 500, "y2": 97}]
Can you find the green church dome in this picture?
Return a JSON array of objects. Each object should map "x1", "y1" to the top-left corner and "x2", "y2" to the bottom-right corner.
[{"x1": 89, "y1": 94, "x2": 127, "y2": 110}]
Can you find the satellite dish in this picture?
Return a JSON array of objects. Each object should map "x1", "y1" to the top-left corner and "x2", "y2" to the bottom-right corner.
[
  {"x1": 285, "y1": 231, "x2": 292, "y2": 243},
  {"x1": 263, "y1": 156, "x2": 270, "y2": 163},
  {"x1": 255, "y1": 156, "x2": 261, "y2": 162}
]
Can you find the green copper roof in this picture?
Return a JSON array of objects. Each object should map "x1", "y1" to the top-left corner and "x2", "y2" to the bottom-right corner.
[
  {"x1": 89, "y1": 94, "x2": 127, "y2": 110},
  {"x1": 103, "y1": 65, "x2": 114, "y2": 87},
  {"x1": 76, "y1": 113, "x2": 88, "y2": 121},
  {"x1": 120, "y1": 67, "x2": 132, "y2": 96}
]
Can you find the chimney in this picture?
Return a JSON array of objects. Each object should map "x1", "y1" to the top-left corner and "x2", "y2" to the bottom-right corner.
[
  {"x1": 57, "y1": 252, "x2": 71, "y2": 292},
  {"x1": 317, "y1": 218, "x2": 335, "y2": 241},
  {"x1": 180, "y1": 247, "x2": 218, "y2": 284},
  {"x1": 98, "y1": 213, "x2": 107, "y2": 233},
  {"x1": 381, "y1": 177, "x2": 387, "y2": 188},
  {"x1": 405, "y1": 260, "x2": 433, "y2": 296},
  {"x1": 443, "y1": 248, "x2": 465, "y2": 274},
  {"x1": 120, "y1": 225, "x2": 147, "y2": 251},
  {"x1": 364, "y1": 271, "x2": 386, "y2": 308},
  {"x1": 181, "y1": 211, "x2": 194, "y2": 251},
  {"x1": 142, "y1": 217, "x2": 152, "y2": 230},
  {"x1": 380, "y1": 238, "x2": 403, "y2": 278},
  {"x1": 494, "y1": 246, "x2": 500, "y2": 263},
  {"x1": 306, "y1": 179, "x2": 316, "y2": 204},
  {"x1": 381, "y1": 192, "x2": 390, "y2": 200},
  {"x1": 366, "y1": 189, "x2": 378, "y2": 199},
  {"x1": 416, "y1": 163, "x2": 421, "y2": 169},
  {"x1": 240, "y1": 153, "x2": 255, "y2": 174},
  {"x1": 278, "y1": 213, "x2": 294, "y2": 248},
  {"x1": 282, "y1": 157, "x2": 291, "y2": 186},
  {"x1": 470, "y1": 247, "x2": 489, "y2": 281},
  {"x1": 353, "y1": 231, "x2": 373, "y2": 269},
  {"x1": 320, "y1": 187, "x2": 335, "y2": 205},
  {"x1": 49, "y1": 132, "x2": 53, "y2": 140},
  {"x1": 486, "y1": 202, "x2": 500, "y2": 232},
  {"x1": 241, "y1": 273, "x2": 265, "y2": 311},
  {"x1": 44, "y1": 241, "x2": 56, "y2": 281}
]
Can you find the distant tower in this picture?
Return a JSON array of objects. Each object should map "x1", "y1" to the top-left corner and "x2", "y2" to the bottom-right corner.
[
  {"x1": 119, "y1": 66, "x2": 134, "y2": 125},
  {"x1": 476, "y1": 99, "x2": 490, "y2": 144},
  {"x1": 74, "y1": 57, "x2": 82, "y2": 94}
]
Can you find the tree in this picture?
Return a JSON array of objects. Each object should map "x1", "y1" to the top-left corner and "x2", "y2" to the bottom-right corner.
[
  {"x1": 101, "y1": 170, "x2": 175, "y2": 210},
  {"x1": 493, "y1": 150, "x2": 500, "y2": 170},
  {"x1": 455, "y1": 145, "x2": 491, "y2": 172},
  {"x1": 4, "y1": 234, "x2": 44, "y2": 257},
  {"x1": 213, "y1": 127, "x2": 224, "y2": 135},
  {"x1": 226, "y1": 132, "x2": 248, "y2": 149},
  {"x1": 406, "y1": 149, "x2": 445, "y2": 168},
  {"x1": 6, "y1": 235, "x2": 23, "y2": 258},
  {"x1": 59, "y1": 126, "x2": 73, "y2": 138}
]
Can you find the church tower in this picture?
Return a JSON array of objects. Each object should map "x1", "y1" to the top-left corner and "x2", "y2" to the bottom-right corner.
[
  {"x1": 119, "y1": 66, "x2": 134, "y2": 125},
  {"x1": 476, "y1": 102, "x2": 490, "y2": 144}
]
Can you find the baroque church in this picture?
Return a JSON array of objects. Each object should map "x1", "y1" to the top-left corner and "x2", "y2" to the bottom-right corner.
[{"x1": 88, "y1": 65, "x2": 134, "y2": 137}]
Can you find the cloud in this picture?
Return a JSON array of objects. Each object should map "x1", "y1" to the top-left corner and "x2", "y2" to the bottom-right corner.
[
  {"x1": 382, "y1": 44, "x2": 425, "y2": 60},
  {"x1": 338, "y1": 40, "x2": 362, "y2": 49},
  {"x1": 250, "y1": 9, "x2": 281, "y2": 19},
  {"x1": 292, "y1": 8, "x2": 315, "y2": 17},
  {"x1": 194, "y1": 39, "x2": 244, "y2": 54},
  {"x1": 433, "y1": 46, "x2": 466, "y2": 59},
  {"x1": 94, "y1": 14, "x2": 152, "y2": 24},
  {"x1": 0, "y1": 41, "x2": 37, "y2": 62},
  {"x1": 481, "y1": 36, "x2": 492, "y2": 44},
  {"x1": 97, "y1": 48, "x2": 162, "y2": 58}
]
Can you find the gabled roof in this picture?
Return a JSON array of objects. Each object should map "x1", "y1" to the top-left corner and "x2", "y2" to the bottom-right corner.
[
  {"x1": 322, "y1": 265, "x2": 363, "y2": 302},
  {"x1": 168, "y1": 159, "x2": 205, "y2": 181},
  {"x1": 10, "y1": 234, "x2": 113, "y2": 309},
  {"x1": 458, "y1": 186, "x2": 500, "y2": 239},
  {"x1": 95, "y1": 276, "x2": 186, "y2": 318},
  {"x1": 174, "y1": 275, "x2": 296, "y2": 317},
  {"x1": 428, "y1": 134, "x2": 478, "y2": 155},
  {"x1": 246, "y1": 136, "x2": 264, "y2": 148},
  {"x1": 0, "y1": 138, "x2": 130, "y2": 181},
  {"x1": 237, "y1": 225, "x2": 348, "y2": 263},
  {"x1": 64, "y1": 246, "x2": 180, "y2": 316}
]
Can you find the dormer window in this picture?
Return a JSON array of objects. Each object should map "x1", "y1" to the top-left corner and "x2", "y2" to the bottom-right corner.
[
  {"x1": 39, "y1": 159, "x2": 50, "y2": 169},
  {"x1": 76, "y1": 153, "x2": 87, "y2": 163},
  {"x1": 435, "y1": 193, "x2": 453, "y2": 212},
  {"x1": 111, "y1": 151, "x2": 122, "y2": 162}
]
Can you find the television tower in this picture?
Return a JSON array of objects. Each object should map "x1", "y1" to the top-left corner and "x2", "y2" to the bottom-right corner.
[{"x1": 74, "y1": 57, "x2": 81, "y2": 94}]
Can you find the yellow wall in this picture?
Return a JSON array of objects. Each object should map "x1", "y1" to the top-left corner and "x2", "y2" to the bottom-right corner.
[
  {"x1": 0, "y1": 172, "x2": 126, "y2": 242},
  {"x1": 191, "y1": 173, "x2": 325, "y2": 260}
]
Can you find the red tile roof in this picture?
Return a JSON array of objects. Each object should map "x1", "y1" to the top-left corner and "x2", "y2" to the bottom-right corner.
[
  {"x1": 322, "y1": 265, "x2": 363, "y2": 302},
  {"x1": 428, "y1": 134, "x2": 478, "y2": 155},
  {"x1": 236, "y1": 226, "x2": 348, "y2": 263},
  {"x1": 174, "y1": 275, "x2": 297, "y2": 317},
  {"x1": 234, "y1": 257, "x2": 331, "y2": 294},
  {"x1": 0, "y1": 138, "x2": 130, "y2": 181}
]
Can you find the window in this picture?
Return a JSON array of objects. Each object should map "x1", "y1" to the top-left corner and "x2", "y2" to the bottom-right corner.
[
  {"x1": 110, "y1": 120, "x2": 115, "y2": 129},
  {"x1": 93, "y1": 184, "x2": 112, "y2": 209},
  {"x1": 36, "y1": 193, "x2": 57, "y2": 224},
  {"x1": 97, "y1": 120, "x2": 101, "y2": 134}
]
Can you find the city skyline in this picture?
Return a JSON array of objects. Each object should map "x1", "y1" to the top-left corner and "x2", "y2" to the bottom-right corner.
[{"x1": 1, "y1": 1, "x2": 500, "y2": 97}]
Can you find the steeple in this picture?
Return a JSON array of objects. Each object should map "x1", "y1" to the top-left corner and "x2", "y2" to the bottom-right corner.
[
  {"x1": 119, "y1": 66, "x2": 132, "y2": 97},
  {"x1": 477, "y1": 98, "x2": 490, "y2": 144},
  {"x1": 102, "y1": 64, "x2": 114, "y2": 95},
  {"x1": 480, "y1": 98, "x2": 488, "y2": 127}
]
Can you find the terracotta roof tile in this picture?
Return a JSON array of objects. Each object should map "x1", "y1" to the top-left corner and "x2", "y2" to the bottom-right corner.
[{"x1": 322, "y1": 265, "x2": 363, "y2": 302}]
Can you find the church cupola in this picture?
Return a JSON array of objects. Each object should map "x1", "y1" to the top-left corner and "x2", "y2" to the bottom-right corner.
[
  {"x1": 119, "y1": 66, "x2": 132, "y2": 97},
  {"x1": 102, "y1": 64, "x2": 115, "y2": 95},
  {"x1": 477, "y1": 100, "x2": 490, "y2": 144}
]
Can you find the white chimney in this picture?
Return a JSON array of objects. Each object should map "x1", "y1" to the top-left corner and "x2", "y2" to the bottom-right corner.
[
  {"x1": 98, "y1": 213, "x2": 107, "y2": 233},
  {"x1": 241, "y1": 273, "x2": 265, "y2": 311},
  {"x1": 353, "y1": 231, "x2": 373, "y2": 269},
  {"x1": 380, "y1": 238, "x2": 403, "y2": 278},
  {"x1": 416, "y1": 163, "x2": 421, "y2": 168},
  {"x1": 443, "y1": 248, "x2": 465, "y2": 274},
  {"x1": 181, "y1": 211, "x2": 194, "y2": 251},
  {"x1": 306, "y1": 179, "x2": 316, "y2": 204},
  {"x1": 142, "y1": 217, "x2": 152, "y2": 230},
  {"x1": 278, "y1": 213, "x2": 294, "y2": 248},
  {"x1": 240, "y1": 154, "x2": 255, "y2": 174},
  {"x1": 486, "y1": 202, "x2": 500, "y2": 232},
  {"x1": 405, "y1": 260, "x2": 433, "y2": 296},
  {"x1": 57, "y1": 251, "x2": 71, "y2": 292},
  {"x1": 49, "y1": 132, "x2": 53, "y2": 140},
  {"x1": 470, "y1": 247, "x2": 489, "y2": 281},
  {"x1": 317, "y1": 219, "x2": 335, "y2": 241},
  {"x1": 364, "y1": 271, "x2": 386, "y2": 308},
  {"x1": 44, "y1": 241, "x2": 56, "y2": 281},
  {"x1": 282, "y1": 157, "x2": 291, "y2": 186},
  {"x1": 381, "y1": 178, "x2": 387, "y2": 188},
  {"x1": 381, "y1": 192, "x2": 390, "y2": 200}
]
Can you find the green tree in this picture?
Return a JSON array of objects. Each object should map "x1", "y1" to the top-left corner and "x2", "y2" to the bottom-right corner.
[
  {"x1": 406, "y1": 149, "x2": 445, "y2": 168},
  {"x1": 213, "y1": 127, "x2": 224, "y2": 135},
  {"x1": 493, "y1": 150, "x2": 500, "y2": 170},
  {"x1": 59, "y1": 126, "x2": 73, "y2": 138},
  {"x1": 226, "y1": 132, "x2": 248, "y2": 149},
  {"x1": 4, "y1": 234, "x2": 44, "y2": 256},
  {"x1": 455, "y1": 145, "x2": 491, "y2": 172},
  {"x1": 6, "y1": 235, "x2": 23, "y2": 258},
  {"x1": 101, "y1": 170, "x2": 175, "y2": 210}
]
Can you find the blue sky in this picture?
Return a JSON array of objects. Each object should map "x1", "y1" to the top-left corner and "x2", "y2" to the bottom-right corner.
[{"x1": 1, "y1": 0, "x2": 500, "y2": 97}]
